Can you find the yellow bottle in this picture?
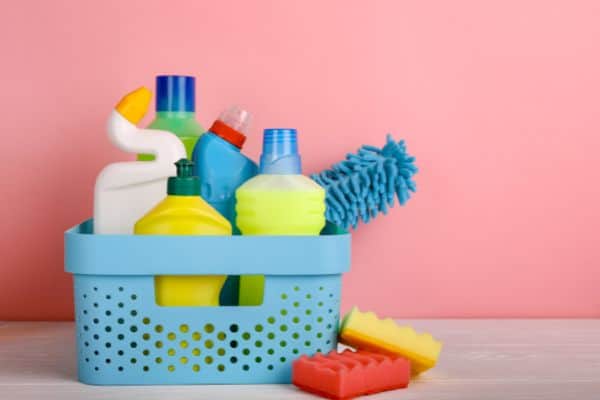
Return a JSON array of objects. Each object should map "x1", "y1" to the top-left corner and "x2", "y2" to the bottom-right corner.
[{"x1": 134, "y1": 159, "x2": 232, "y2": 306}]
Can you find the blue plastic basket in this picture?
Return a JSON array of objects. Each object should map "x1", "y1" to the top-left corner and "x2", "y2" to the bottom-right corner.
[{"x1": 64, "y1": 220, "x2": 351, "y2": 385}]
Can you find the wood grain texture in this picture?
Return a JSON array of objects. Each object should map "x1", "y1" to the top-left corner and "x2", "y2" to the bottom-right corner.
[{"x1": 1, "y1": 320, "x2": 599, "y2": 399}]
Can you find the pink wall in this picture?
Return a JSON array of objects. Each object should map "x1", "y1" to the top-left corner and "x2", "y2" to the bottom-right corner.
[{"x1": 1, "y1": 0, "x2": 599, "y2": 320}]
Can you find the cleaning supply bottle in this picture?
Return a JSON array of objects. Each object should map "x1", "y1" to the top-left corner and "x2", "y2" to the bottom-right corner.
[
  {"x1": 236, "y1": 128, "x2": 326, "y2": 305},
  {"x1": 134, "y1": 159, "x2": 232, "y2": 306},
  {"x1": 192, "y1": 106, "x2": 258, "y2": 306},
  {"x1": 138, "y1": 75, "x2": 204, "y2": 160},
  {"x1": 94, "y1": 87, "x2": 187, "y2": 234},
  {"x1": 192, "y1": 106, "x2": 258, "y2": 230}
]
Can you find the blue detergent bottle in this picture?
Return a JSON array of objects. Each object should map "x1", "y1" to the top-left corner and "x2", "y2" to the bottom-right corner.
[
  {"x1": 192, "y1": 106, "x2": 258, "y2": 230},
  {"x1": 192, "y1": 106, "x2": 258, "y2": 306}
]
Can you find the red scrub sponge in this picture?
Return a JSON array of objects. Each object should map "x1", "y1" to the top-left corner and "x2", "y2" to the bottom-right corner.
[{"x1": 292, "y1": 350, "x2": 410, "y2": 399}]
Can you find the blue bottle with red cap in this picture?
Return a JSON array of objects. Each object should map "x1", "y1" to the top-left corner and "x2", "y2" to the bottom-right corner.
[
  {"x1": 139, "y1": 75, "x2": 205, "y2": 160},
  {"x1": 192, "y1": 106, "x2": 258, "y2": 306},
  {"x1": 192, "y1": 106, "x2": 258, "y2": 230}
]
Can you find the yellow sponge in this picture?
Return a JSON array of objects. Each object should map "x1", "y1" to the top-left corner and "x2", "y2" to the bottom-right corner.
[{"x1": 339, "y1": 307, "x2": 442, "y2": 374}]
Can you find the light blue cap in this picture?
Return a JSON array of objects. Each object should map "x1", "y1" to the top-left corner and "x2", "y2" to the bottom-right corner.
[{"x1": 259, "y1": 128, "x2": 302, "y2": 174}]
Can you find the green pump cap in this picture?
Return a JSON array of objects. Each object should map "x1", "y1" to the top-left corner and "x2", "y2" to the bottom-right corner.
[{"x1": 167, "y1": 159, "x2": 200, "y2": 196}]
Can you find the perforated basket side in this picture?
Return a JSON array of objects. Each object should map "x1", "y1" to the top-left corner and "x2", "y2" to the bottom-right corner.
[{"x1": 74, "y1": 274, "x2": 342, "y2": 385}]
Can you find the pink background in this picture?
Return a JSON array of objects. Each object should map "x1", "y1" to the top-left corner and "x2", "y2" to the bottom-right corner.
[{"x1": 1, "y1": 0, "x2": 599, "y2": 320}]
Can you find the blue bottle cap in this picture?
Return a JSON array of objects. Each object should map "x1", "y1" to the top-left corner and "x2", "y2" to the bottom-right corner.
[
  {"x1": 156, "y1": 75, "x2": 195, "y2": 112},
  {"x1": 259, "y1": 128, "x2": 302, "y2": 174}
]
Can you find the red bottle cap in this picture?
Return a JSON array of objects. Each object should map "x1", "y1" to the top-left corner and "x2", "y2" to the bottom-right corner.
[{"x1": 210, "y1": 120, "x2": 247, "y2": 149}]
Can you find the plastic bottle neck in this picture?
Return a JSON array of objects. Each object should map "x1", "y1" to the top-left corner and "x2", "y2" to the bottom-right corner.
[
  {"x1": 259, "y1": 129, "x2": 302, "y2": 174},
  {"x1": 259, "y1": 155, "x2": 301, "y2": 174},
  {"x1": 155, "y1": 111, "x2": 196, "y2": 119}
]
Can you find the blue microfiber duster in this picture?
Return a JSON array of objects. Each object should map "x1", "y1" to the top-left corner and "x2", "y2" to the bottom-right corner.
[{"x1": 311, "y1": 134, "x2": 418, "y2": 229}]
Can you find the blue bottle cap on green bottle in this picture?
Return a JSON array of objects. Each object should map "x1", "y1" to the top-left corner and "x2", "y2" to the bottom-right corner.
[
  {"x1": 156, "y1": 75, "x2": 195, "y2": 112},
  {"x1": 259, "y1": 128, "x2": 302, "y2": 174}
]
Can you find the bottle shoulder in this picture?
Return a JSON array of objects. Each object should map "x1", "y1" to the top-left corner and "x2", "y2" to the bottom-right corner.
[
  {"x1": 194, "y1": 133, "x2": 258, "y2": 172},
  {"x1": 134, "y1": 196, "x2": 232, "y2": 234},
  {"x1": 244, "y1": 174, "x2": 321, "y2": 185},
  {"x1": 237, "y1": 174, "x2": 324, "y2": 192},
  {"x1": 148, "y1": 116, "x2": 205, "y2": 137},
  {"x1": 196, "y1": 132, "x2": 241, "y2": 153}
]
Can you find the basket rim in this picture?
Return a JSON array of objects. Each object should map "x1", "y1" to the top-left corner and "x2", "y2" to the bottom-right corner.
[{"x1": 65, "y1": 219, "x2": 351, "y2": 276}]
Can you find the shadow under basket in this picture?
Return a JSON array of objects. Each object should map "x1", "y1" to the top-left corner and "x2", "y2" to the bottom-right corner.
[{"x1": 64, "y1": 220, "x2": 351, "y2": 385}]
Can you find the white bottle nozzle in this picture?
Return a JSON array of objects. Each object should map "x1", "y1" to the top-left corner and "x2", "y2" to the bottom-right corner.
[{"x1": 95, "y1": 88, "x2": 187, "y2": 234}]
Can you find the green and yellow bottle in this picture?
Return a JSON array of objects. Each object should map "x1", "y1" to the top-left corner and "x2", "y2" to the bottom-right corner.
[
  {"x1": 138, "y1": 75, "x2": 204, "y2": 160},
  {"x1": 135, "y1": 159, "x2": 231, "y2": 306},
  {"x1": 236, "y1": 129, "x2": 326, "y2": 305}
]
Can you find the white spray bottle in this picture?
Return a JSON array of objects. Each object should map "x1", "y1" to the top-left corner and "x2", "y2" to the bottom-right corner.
[{"x1": 94, "y1": 87, "x2": 187, "y2": 234}]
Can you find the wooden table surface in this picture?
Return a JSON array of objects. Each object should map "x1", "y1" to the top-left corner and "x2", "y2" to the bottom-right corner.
[{"x1": 1, "y1": 320, "x2": 599, "y2": 399}]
